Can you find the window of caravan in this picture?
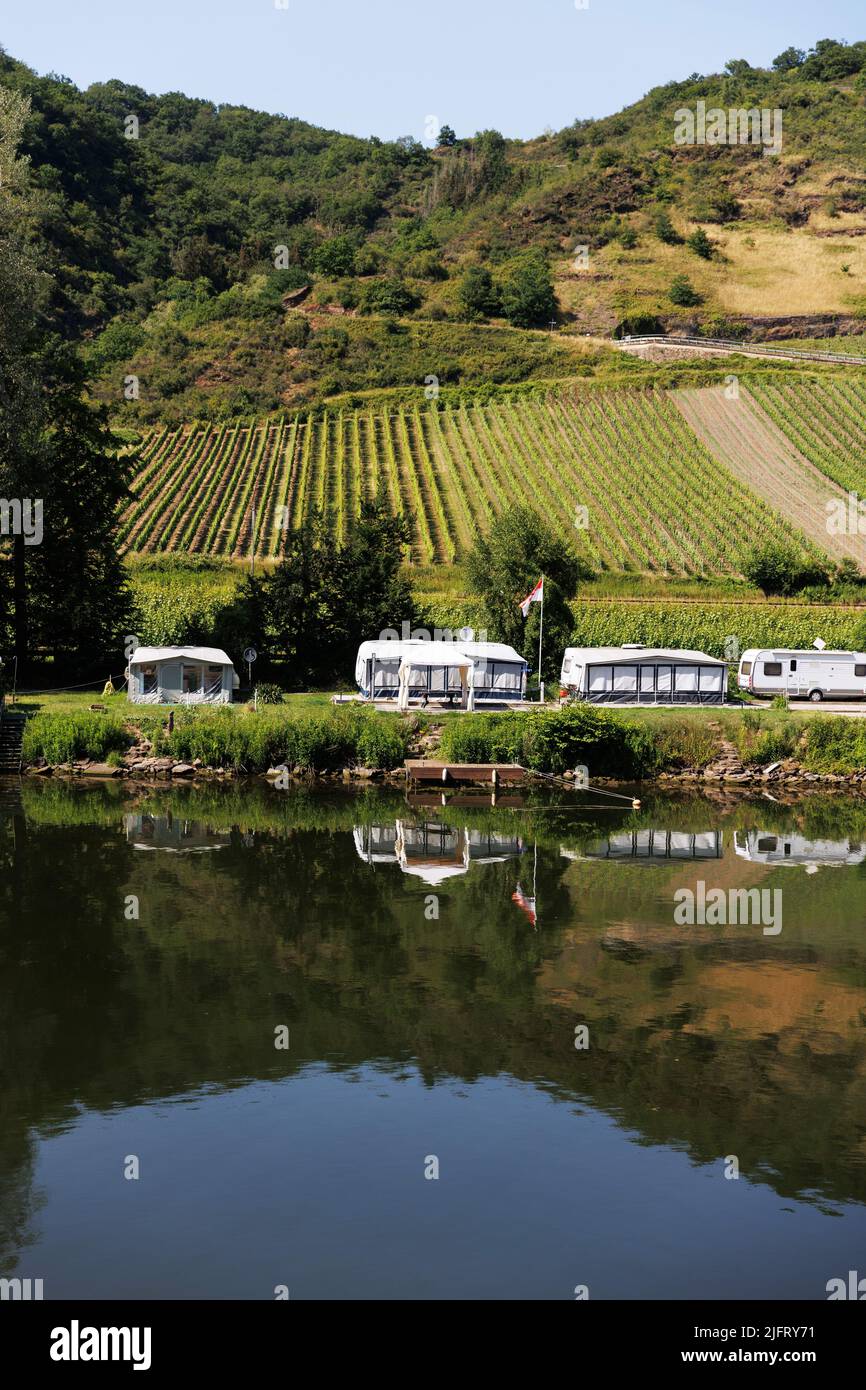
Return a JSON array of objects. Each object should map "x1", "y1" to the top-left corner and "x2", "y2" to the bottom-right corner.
[
  {"x1": 588, "y1": 665, "x2": 613, "y2": 692},
  {"x1": 700, "y1": 666, "x2": 723, "y2": 692},
  {"x1": 141, "y1": 665, "x2": 157, "y2": 695},
  {"x1": 613, "y1": 664, "x2": 638, "y2": 692},
  {"x1": 562, "y1": 658, "x2": 571, "y2": 673},
  {"x1": 856, "y1": 665, "x2": 866, "y2": 678},
  {"x1": 790, "y1": 660, "x2": 797, "y2": 672},
  {"x1": 640, "y1": 665, "x2": 655, "y2": 692},
  {"x1": 657, "y1": 665, "x2": 672, "y2": 693},
  {"x1": 741, "y1": 661, "x2": 752, "y2": 675},
  {"x1": 763, "y1": 662, "x2": 783, "y2": 677},
  {"x1": 675, "y1": 665, "x2": 698, "y2": 692}
]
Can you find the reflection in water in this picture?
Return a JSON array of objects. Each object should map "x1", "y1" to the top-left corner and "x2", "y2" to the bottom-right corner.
[
  {"x1": 124, "y1": 812, "x2": 232, "y2": 853},
  {"x1": 561, "y1": 828, "x2": 723, "y2": 864},
  {"x1": 355, "y1": 820, "x2": 525, "y2": 884},
  {"x1": 734, "y1": 829, "x2": 866, "y2": 869},
  {"x1": 2, "y1": 781, "x2": 866, "y2": 1299}
]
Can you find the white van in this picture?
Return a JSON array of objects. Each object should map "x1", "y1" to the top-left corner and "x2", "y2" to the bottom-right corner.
[{"x1": 738, "y1": 648, "x2": 866, "y2": 702}]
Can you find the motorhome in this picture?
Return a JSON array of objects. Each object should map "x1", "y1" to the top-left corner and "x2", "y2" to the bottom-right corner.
[{"x1": 737, "y1": 648, "x2": 866, "y2": 702}]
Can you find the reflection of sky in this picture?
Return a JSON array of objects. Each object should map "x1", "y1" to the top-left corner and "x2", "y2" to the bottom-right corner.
[{"x1": 23, "y1": 1067, "x2": 866, "y2": 1300}]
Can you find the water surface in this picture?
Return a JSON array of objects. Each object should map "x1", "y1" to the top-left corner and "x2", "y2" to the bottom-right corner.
[{"x1": 1, "y1": 780, "x2": 865, "y2": 1299}]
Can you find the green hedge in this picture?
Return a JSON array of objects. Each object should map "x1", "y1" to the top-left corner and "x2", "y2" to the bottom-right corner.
[{"x1": 439, "y1": 705, "x2": 660, "y2": 777}]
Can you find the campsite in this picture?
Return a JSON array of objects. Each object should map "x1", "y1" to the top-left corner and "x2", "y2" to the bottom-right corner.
[{"x1": 4, "y1": 2, "x2": 866, "y2": 1348}]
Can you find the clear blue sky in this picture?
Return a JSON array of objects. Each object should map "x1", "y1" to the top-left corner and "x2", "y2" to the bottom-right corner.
[{"x1": 2, "y1": 0, "x2": 863, "y2": 140}]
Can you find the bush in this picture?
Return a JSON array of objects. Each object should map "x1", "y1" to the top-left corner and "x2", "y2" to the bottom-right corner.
[
  {"x1": 743, "y1": 542, "x2": 829, "y2": 596},
  {"x1": 669, "y1": 274, "x2": 702, "y2": 307},
  {"x1": 157, "y1": 707, "x2": 408, "y2": 771},
  {"x1": 440, "y1": 705, "x2": 660, "y2": 777},
  {"x1": 22, "y1": 712, "x2": 133, "y2": 765},
  {"x1": 254, "y1": 683, "x2": 285, "y2": 705},
  {"x1": 804, "y1": 716, "x2": 866, "y2": 773}
]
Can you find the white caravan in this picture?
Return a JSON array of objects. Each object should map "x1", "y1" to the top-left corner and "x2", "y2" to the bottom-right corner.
[{"x1": 737, "y1": 648, "x2": 866, "y2": 702}]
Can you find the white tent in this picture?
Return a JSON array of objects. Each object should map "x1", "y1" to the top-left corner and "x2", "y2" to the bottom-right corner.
[
  {"x1": 127, "y1": 646, "x2": 240, "y2": 705},
  {"x1": 560, "y1": 644, "x2": 727, "y2": 706},
  {"x1": 355, "y1": 639, "x2": 528, "y2": 705}
]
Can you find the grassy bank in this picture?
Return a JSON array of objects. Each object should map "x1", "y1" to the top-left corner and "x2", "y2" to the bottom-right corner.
[{"x1": 18, "y1": 701, "x2": 866, "y2": 778}]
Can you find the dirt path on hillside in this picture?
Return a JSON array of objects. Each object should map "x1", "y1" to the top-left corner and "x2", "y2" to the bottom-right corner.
[{"x1": 670, "y1": 386, "x2": 866, "y2": 565}]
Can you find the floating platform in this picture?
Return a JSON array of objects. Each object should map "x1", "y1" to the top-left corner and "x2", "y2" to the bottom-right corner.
[{"x1": 404, "y1": 761, "x2": 526, "y2": 786}]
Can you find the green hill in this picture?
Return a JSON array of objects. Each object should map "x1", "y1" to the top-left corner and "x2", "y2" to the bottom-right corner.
[{"x1": 3, "y1": 37, "x2": 866, "y2": 421}]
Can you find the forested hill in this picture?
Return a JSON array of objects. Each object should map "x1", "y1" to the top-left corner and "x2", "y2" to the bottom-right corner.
[{"x1": 3, "y1": 36, "x2": 866, "y2": 420}]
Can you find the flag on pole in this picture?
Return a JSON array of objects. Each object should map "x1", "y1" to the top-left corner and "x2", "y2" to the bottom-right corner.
[
  {"x1": 511, "y1": 882, "x2": 537, "y2": 928},
  {"x1": 518, "y1": 577, "x2": 544, "y2": 618}
]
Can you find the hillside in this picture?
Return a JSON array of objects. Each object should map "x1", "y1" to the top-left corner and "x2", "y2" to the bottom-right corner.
[{"x1": 3, "y1": 37, "x2": 866, "y2": 420}]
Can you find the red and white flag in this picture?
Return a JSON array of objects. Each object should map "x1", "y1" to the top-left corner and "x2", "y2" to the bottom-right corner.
[
  {"x1": 511, "y1": 883, "x2": 537, "y2": 928},
  {"x1": 518, "y1": 577, "x2": 543, "y2": 618}
]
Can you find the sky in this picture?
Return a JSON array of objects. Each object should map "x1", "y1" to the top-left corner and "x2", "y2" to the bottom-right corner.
[{"x1": 1, "y1": 0, "x2": 864, "y2": 140}]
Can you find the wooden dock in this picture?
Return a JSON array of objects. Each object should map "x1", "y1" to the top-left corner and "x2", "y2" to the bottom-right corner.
[{"x1": 404, "y1": 761, "x2": 526, "y2": 787}]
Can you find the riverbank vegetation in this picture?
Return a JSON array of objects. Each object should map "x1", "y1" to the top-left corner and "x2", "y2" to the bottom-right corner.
[{"x1": 18, "y1": 701, "x2": 866, "y2": 778}]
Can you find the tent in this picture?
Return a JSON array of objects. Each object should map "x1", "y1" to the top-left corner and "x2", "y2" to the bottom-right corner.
[
  {"x1": 560, "y1": 645, "x2": 728, "y2": 705},
  {"x1": 127, "y1": 646, "x2": 240, "y2": 705},
  {"x1": 355, "y1": 639, "x2": 528, "y2": 705}
]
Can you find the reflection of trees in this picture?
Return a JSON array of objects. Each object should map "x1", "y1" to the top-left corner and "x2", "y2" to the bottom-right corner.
[{"x1": 1, "y1": 781, "x2": 866, "y2": 1280}]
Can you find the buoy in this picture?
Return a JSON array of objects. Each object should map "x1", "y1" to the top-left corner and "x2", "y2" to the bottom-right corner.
[{"x1": 632, "y1": 798, "x2": 641, "y2": 809}]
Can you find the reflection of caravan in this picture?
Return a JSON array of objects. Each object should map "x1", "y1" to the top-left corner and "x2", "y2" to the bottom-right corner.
[
  {"x1": 738, "y1": 649, "x2": 866, "y2": 702},
  {"x1": 561, "y1": 830, "x2": 723, "y2": 864},
  {"x1": 734, "y1": 830, "x2": 866, "y2": 868},
  {"x1": 355, "y1": 639, "x2": 528, "y2": 707},
  {"x1": 560, "y1": 645, "x2": 727, "y2": 705},
  {"x1": 354, "y1": 821, "x2": 524, "y2": 884},
  {"x1": 123, "y1": 814, "x2": 232, "y2": 853}
]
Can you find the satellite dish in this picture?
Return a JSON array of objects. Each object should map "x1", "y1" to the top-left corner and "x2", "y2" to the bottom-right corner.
[{"x1": 813, "y1": 638, "x2": 826, "y2": 651}]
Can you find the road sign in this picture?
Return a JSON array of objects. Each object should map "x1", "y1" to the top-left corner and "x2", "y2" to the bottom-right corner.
[{"x1": 243, "y1": 647, "x2": 257, "y2": 664}]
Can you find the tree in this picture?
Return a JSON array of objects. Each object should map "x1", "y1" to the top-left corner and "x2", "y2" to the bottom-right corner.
[
  {"x1": 724, "y1": 59, "x2": 754, "y2": 77},
  {"x1": 437, "y1": 124, "x2": 457, "y2": 147},
  {"x1": 0, "y1": 87, "x2": 132, "y2": 674},
  {"x1": 773, "y1": 47, "x2": 806, "y2": 72},
  {"x1": 669, "y1": 274, "x2": 702, "y2": 307},
  {"x1": 619, "y1": 226, "x2": 638, "y2": 249},
  {"x1": 743, "y1": 542, "x2": 828, "y2": 596},
  {"x1": 458, "y1": 265, "x2": 500, "y2": 320},
  {"x1": 465, "y1": 505, "x2": 593, "y2": 687},
  {"x1": 314, "y1": 234, "x2": 358, "y2": 277},
  {"x1": 251, "y1": 498, "x2": 412, "y2": 685},
  {"x1": 653, "y1": 211, "x2": 682, "y2": 245},
  {"x1": 499, "y1": 254, "x2": 556, "y2": 329},
  {"x1": 687, "y1": 227, "x2": 713, "y2": 259}
]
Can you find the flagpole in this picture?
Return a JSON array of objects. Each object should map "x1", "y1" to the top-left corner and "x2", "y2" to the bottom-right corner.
[{"x1": 538, "y1": 574, "x2": 544, "y2": 703}]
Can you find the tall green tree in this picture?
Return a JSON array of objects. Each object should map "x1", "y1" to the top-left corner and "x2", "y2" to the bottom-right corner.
[
  {"x1": 251, "y1": 498, "x2": 412, "y2": 686},
  {"x1": 466, "y1": 505, "x2": 592, "y2": 688},
  {"x1": 0, "y1": 87, "x2": 133, "y2": 675},
  {"x1": 499, "y1": 253, "x2": 557, "y2": 329}
]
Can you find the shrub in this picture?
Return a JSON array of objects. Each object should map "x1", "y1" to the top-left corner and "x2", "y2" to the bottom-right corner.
[
  {"x1": 254, "y1": 683, "x2": 285, "y2": 705},
  {"x1": 669, "y1": 274, "x2": 702, "y2": 307},
  {"x1": 440, "y1": 705, "x2": 660, "y2": 777},
  {"x1": 743, "y1": 542, "x2": 829, "y2": 596},
  {"x1": 354, "y1": 716, "x2": 409, "y2": 770},
  {"x1": 804, "y1": 716, "x2": 866, "y2": 773},
  {"x1": 22, "y1": 712, "x2": 133, "y2": 765}
]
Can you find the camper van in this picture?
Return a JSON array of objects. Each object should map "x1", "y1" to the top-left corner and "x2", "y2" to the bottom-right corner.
[{"x1": 737, "y1": 648, "x2": 866, "y2": 702}]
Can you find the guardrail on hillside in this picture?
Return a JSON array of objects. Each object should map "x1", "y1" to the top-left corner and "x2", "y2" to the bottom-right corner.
[{"x1": 618, "y1": 335, "x2": 866, "y2": 366}]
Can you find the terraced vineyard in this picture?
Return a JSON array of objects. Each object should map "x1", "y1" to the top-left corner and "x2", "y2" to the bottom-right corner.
[
  {"x1": 747, "y1": 378, "x2": 866, "y2": 499},
  {"x1": 120, "y1": 391, "x2": 818, "y2": 574}
]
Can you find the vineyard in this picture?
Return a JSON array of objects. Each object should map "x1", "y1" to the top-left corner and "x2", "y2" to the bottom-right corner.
[
  {"x1": 119, "y1": 390, "x2": 818, "y2": 574},
  {"x1": 747, "y1": 378, "x2": 866, "y2": 500},
  {"x1": 568, "y1": 600, "x2": 866, "y2": 659}
]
